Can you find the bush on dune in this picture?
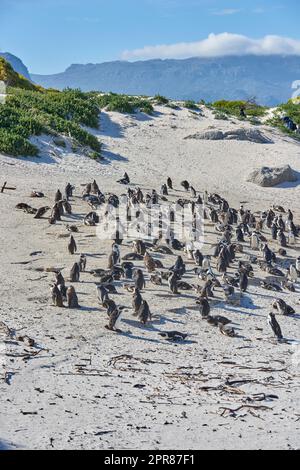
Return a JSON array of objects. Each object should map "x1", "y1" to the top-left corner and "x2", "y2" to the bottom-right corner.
[
  {"x1": 212, "y1": 100, "x2": 267, "y2": 118},
  {"x1": 95, "y1": 93, "x2": 154, "y2": 114},
  {"x1": 0, "y1": 128, "x2": 38, "y2": 156},
  {"x1": 154, "y1": 94, "x2": 169, "y2": 105},
  {"x1": 0, "y1": 85, "x2": 102, "y2": 157}
]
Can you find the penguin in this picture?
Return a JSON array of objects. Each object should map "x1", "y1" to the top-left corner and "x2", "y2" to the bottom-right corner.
[
  {"x1": 144, "y1": 252, "x2": 156, "y2": 272},
  {"x1": 138, "y1": 300, "x2": 151, "y2": 324},
  {"x1": 168, "y1": 272, "x2": 179, "y2": 294},
  {"x1": 103, "y1": 298, "x2": 118, "y2": 317},
  {"x1": 171, "y1": 256, "x2": 186, "y2": 277},
  {"x1": 84, "y1": 183, "x2": 92, "y2": 195},
  {"x1": 239, "y1": 271, "x2": 248, "y2": 293},
  {"x1": 132, "y1": 288, "x2": 143, "y2": 317},
  {"x1": 97, "y1": 285, "x2": 109, "y2": 306},
  {"x1": 250, "y1": 232, "x2": 260, "y2": 250},
  {"x1": 133, "y1": 240, "x2": 147, "y2": 256},
  {"x1": 68, "y1": 235, "x2": 77, "y2": 255},
  {"x1": 200, "y1": 280, "x2": 214, "y2": 299},
  {"x1": 84, "y1": 211, "x2": 99, "y2": 226},
  {"x1": 296, "y1": 257, "x2": 300, "y2": 273},
  {"x1": 70, "y1": 263, "x2": 80, "y2": 282},
  {"x1": 167, "y1": 177, "x2": 173, "y2": 190},
  {"x1": 263, "y1": 244, "x2": 274, "y2": 264},
  {"x1": 198, "y1": 298, "x2": 210, "y2": 318},
  {"x1": 66, "y1": 224, "x2": 78, "y2": 233},
  {"x1": 160, "y1": 184, "x2": 168, "y2": 196},
  {"x1": 193, "y1": 250, "x2": 203, "y2": 267},
  {"x1": 117, "y1": 172, "x2": 130, "y2": 185},
  {"x1": 55, "y1": 272, "x2": 67, "y2": 301},
  {"x1": 63, "y1": 200, "x2": 72, "y2": 215},
  {"x1": 272, "y1": 298, "x2": 295, "y2": 316},
  {"x1": 134, "y1": 269, "x2": 146, "y2": 291},
  {"x1": 150, "y1": 273, "x2": 163, "y2": 286},
  {"x1": 55, "y1": 271, "x2": 65, "y2": 288},
  {"x1": 55, "y1": 189, "x2": 62, "y2": 203},
  {"x1": 271, "y1": 223, "x2": 278, "y2": 240},
  {"x1": 236, "y1": 226, "x2": 245, "y2": 243},
  {"x1": 287, "y1": 209, "x2": 294, "y2": 222},
  {"x1": 217, "y1": 255, "x2": 227, "y2": 274},
  {"x1": 67, "y1": 286, "x2": 79, "y2": 308},
  {"x1": 278, "y1": 230, "x2": 287, "y2": 248},
  {"x1": 268, "y1": 313, "x2": 283, "y2": 340},
  {"x1": 108, "y1": 250, "x2": 118, "y2": 269},
  {"x1": 289, "y1": 264, "x2": 298, "y2": 283},
  {"x1": 122, "y1": 262, "x2": 133, "y2": 279},
  {"x1": 159, "y1": 331, "x2": 187, "y2": 342},
  {"x1": 34, "y1": 206, "x2": 50, "y2": 219},
  {"x1": 91, "y1": 180, "x2": 99, "y2": 194},
  {"x1": 219, "y1": 324, "x2": 236, "y2": 338},
  {"x1": 79, "y1": 254, "x2": 87, "y2": 272},
  {"x1": 181, "y1": 180, "x2": 190, "y2": 191},
  {"x1": 105, "y1": 306, "x2": 124, "y2": 332},
  {"x1": 51, "y1": 205, "x2": 61, "y2": 222},
  {"x1": 30, "y1": 191, "x2": 45, "y2": 198},
  {"x1": 206, "y1": 315, "x2": 231, "y2": 327},
  {"x1": 51, "y1": 284, "x2": 64, "y2": 307},
  {"x1": 65, "y1": 183, "x2": 74, "y2": 200},
  {"x1": 202, "y1": 256, "x2": 211, "y2": 271},
  {"x1": 190, "y1": 186, "x2": 197, "y2": 198}
]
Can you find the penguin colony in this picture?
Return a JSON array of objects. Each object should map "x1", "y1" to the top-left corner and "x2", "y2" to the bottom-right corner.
[{"x1": 16, "y1": 173, "x2": 300, "y2": 342}]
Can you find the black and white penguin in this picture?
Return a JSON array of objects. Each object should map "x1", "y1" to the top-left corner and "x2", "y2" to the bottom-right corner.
[
  {"x1": 198, "y1": 298, "x2": 210, "y2": 318},
  {"x1": 268, "y1": 313, "x2": 283, "y2": 340}
]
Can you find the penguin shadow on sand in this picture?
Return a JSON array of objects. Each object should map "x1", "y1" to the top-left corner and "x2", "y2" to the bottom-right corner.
[
  {"x1": 217, "y1": 295, "x2": 264, "y2": 317},
  {"x1": 152, "y1": 314, "x2": 185, "y2": 326},
  {"x1": 121, "y1": 316, "x2": 195, "y2": 344},
  {"x1": 155, "y1": 292, "x2": 196, "y2": 300}
]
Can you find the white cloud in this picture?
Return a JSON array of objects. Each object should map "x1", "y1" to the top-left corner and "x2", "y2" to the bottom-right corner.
[
  {"x1": 212, "y1": 9, "x2": 241, "y2": 16},
  {"x1": 122, "y1": 33, "x2": 300, "y2": 61}
]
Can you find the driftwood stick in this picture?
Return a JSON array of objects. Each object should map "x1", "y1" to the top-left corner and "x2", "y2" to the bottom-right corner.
[
  {"x1": 219, "y1": 405, "x2": 272, "y2": 417},
  {"x1": 1, "y1": 182, "x2": 16, "y2": 193}
]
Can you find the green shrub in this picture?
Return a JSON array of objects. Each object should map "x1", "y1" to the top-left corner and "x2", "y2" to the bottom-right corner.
[
  {"x1": 184, "y1": 100, "x2": 198, "y2": 110},
  {"x1": 0, "y1": 87, "x2": 102, "y2": 156},
  {"x1": 212, "y1": 100, "x2": 267, "y2": 118},
  {"x1": 88, "y1": 150, "x2": 102, "y2": 160},
  {"x1": 154, "y1": 94, "x2": 169, "y2": 105},
  {"x1": 95, "y1": 93, "x2": 153, "y2": 114},
  {"x1": 0, "y1": 128, "x2": 38, "y2": 156}
]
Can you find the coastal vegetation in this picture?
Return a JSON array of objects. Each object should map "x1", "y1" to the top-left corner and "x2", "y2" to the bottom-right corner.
[
  {"x1": 212, "y1": 99, "x2": 267, "y2": 118},
  {"x1": 0, "y1": 58, "x2": 102, "y2": 157}
]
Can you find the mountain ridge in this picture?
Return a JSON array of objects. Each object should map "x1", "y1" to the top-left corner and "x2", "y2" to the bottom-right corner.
[{"x1": 31, "y1": 55, "x2": 300, "y2": 105}]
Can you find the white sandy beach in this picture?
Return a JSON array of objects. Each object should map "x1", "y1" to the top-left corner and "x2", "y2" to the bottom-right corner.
[{"x1": 0, "y1": 105, "x2": 300, "y2": 450}]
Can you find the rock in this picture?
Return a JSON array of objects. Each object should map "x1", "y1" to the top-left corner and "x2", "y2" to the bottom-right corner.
[
  {"x1": 247, "y1": 165, "x2": 298, "y2": 187},
  {"x1": 185, "y1": 128, "x2": 272, "y2": 144}
]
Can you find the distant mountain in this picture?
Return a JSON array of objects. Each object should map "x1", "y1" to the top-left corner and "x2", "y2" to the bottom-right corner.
[
  {"x1": 0, "y1": 52, "x2": 31, "y2": 80},
  {"x1": 32, "y1": 55, "x2": 300, "y2": 106}
]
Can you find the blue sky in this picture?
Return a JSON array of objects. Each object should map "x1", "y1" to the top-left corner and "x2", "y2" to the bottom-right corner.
[{"x1": 0, "y1": 0, "x2": 299, "y2": 74}]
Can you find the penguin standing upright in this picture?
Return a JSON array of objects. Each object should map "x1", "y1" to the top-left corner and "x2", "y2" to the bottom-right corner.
[
  {"x1": 138, "y1": 300, "x2": 151, "y2": 324},
  {"x1": 132, "y1": 288, "x2": 143, "y2": 316},
  {"x1": 239, "y1": 271, "x2": 248, "y2": 293},
  {"x1": 167, "y1": 177, "x2": 173, "y2": 190},
  {"x1": 68, "y1": 235, "x2": 77, "y2": 255},
  {"x1": 168, "y1": 272, "x2": 179, "y2": 294},
  {"x1": 198, "y1": 298, "x2": 210, "y2": 318},
  {"x1": 268, "y1": 313, "x2": 283, "y2": 340},
  {"x1": 289, "y1": 264, "x2": 298, "y2": 283}
]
